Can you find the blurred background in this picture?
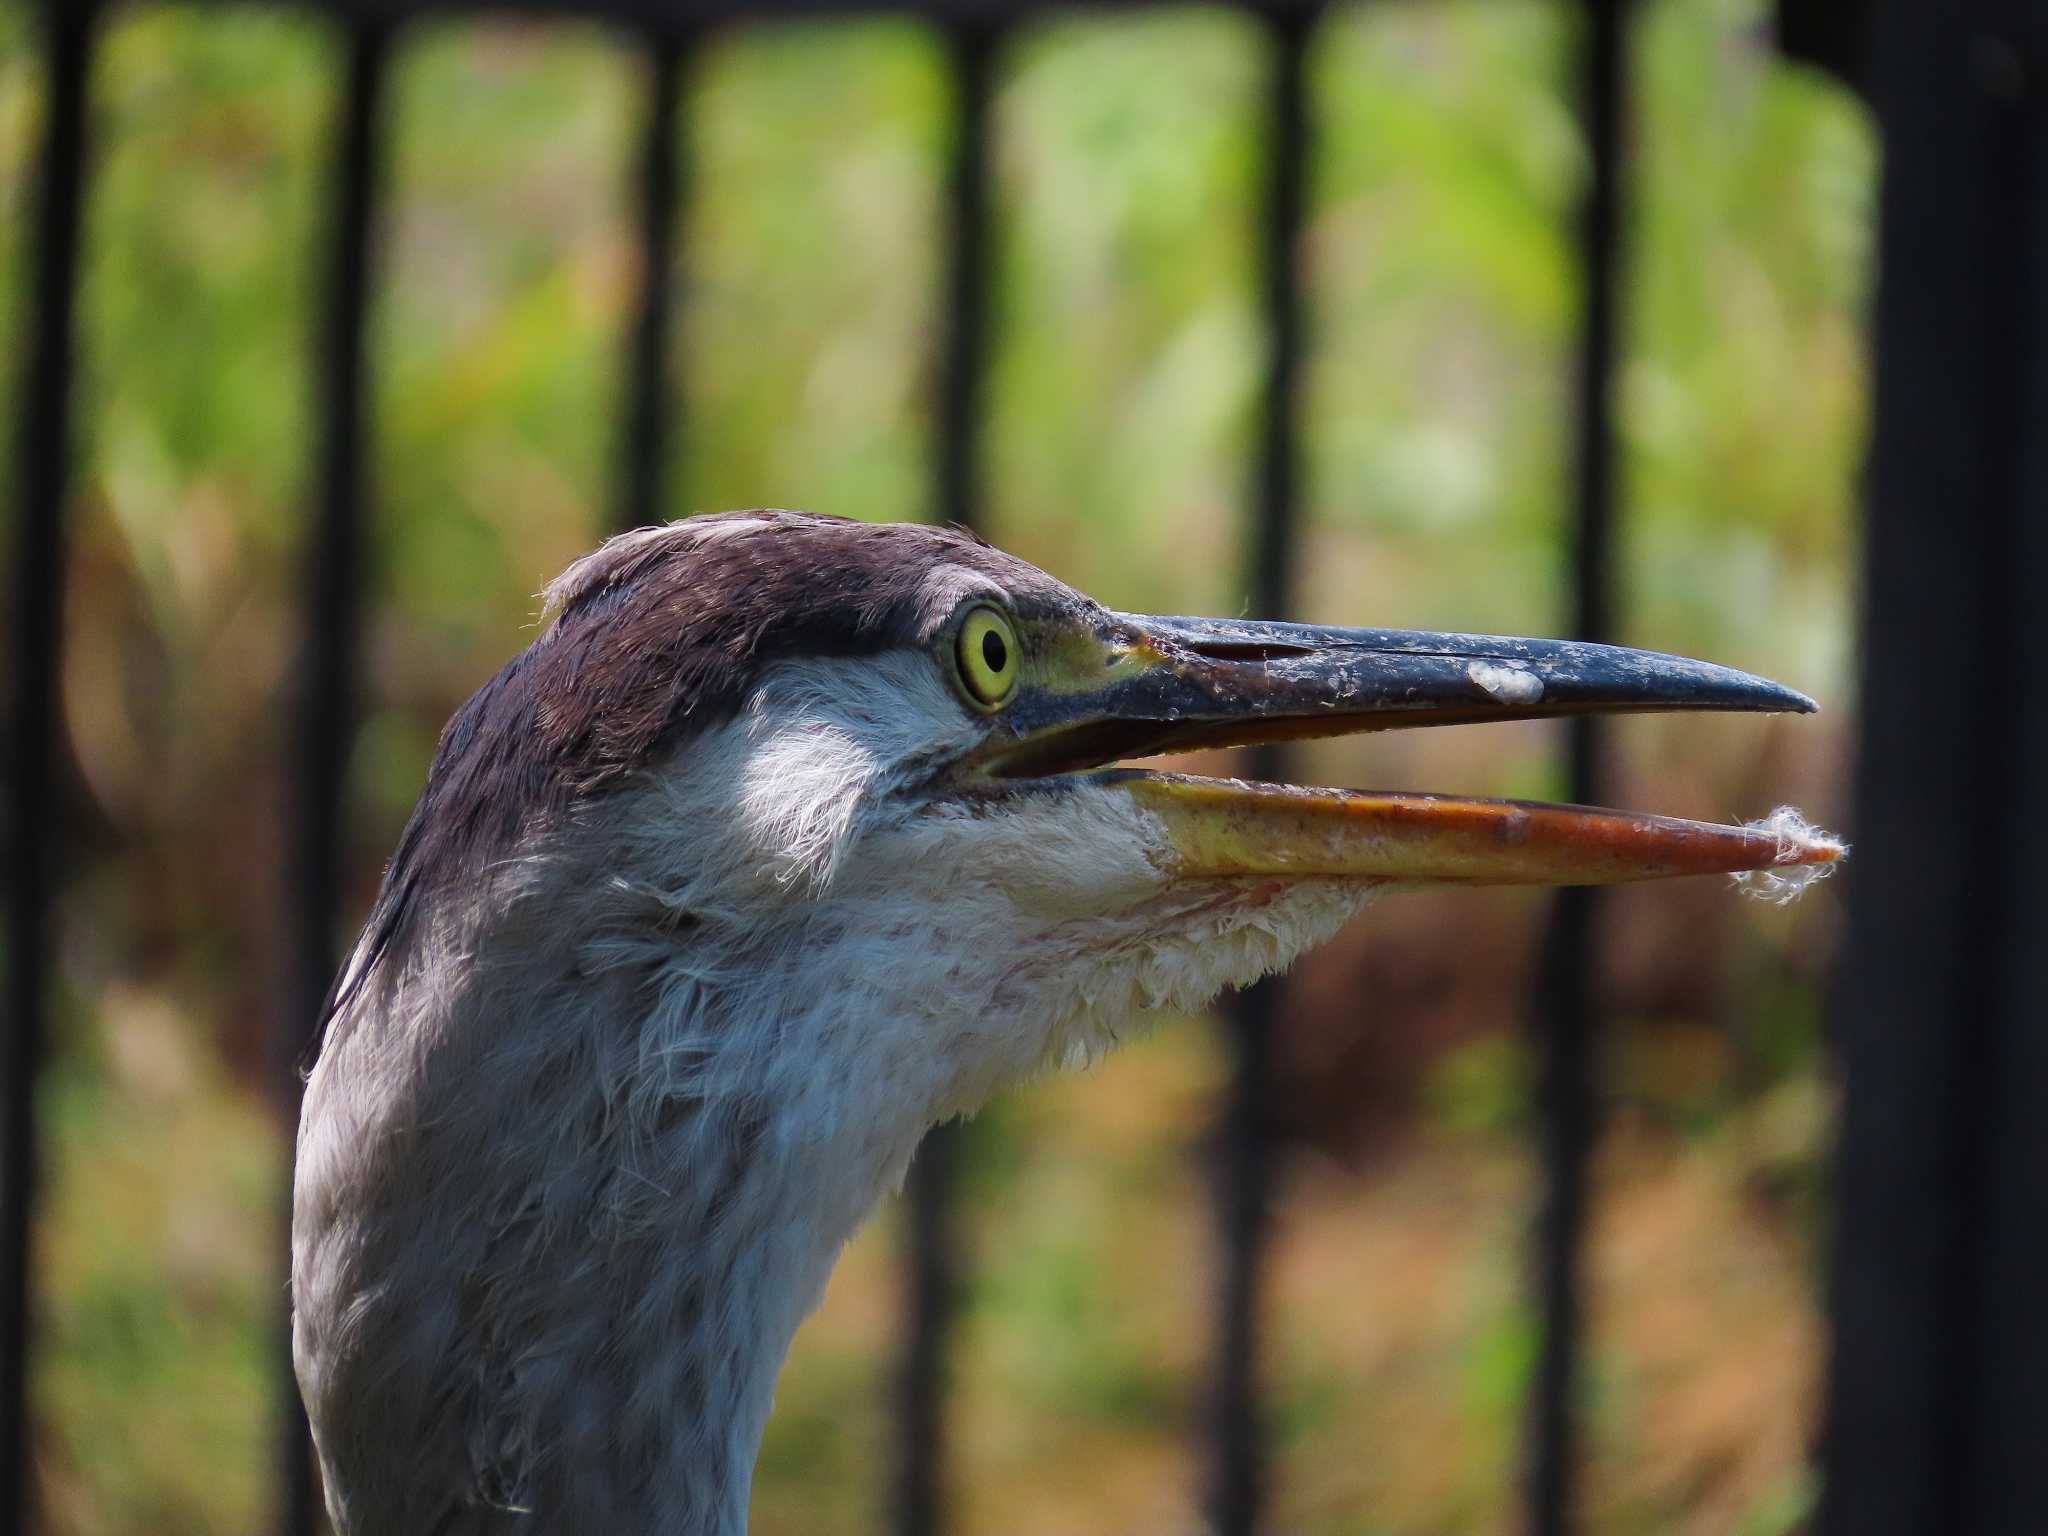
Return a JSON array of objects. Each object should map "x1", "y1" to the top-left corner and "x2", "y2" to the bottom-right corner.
[{"x1": 2, "y1": 0, "x2": 1876, "y2": 1531}]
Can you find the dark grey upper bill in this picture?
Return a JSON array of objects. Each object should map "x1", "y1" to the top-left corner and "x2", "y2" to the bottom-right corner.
[
  {"x1": 979, "y1": 611, "x2": 1818, "y2": 780},
  {"x1": 1125, "y1": 613, "x2": 1818, "y2": 717}
]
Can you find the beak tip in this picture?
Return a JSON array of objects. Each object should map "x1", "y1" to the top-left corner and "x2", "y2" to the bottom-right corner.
[
  {"x1": 1721, "y1": 672, "x2": 1817, "y2": 716},
  {"x1": 1711, "y1": 666, "x2": 1815, "y2": 716}
]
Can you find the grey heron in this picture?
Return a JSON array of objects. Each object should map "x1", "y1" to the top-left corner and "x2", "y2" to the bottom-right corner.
[{"x1": 291, "y1": 509, "x2": 1839, "y2": 1535}]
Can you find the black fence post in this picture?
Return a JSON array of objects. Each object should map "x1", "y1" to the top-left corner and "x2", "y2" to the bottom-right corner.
[
  {"x1": 1210, "y1": 11, "x2": 1313, "y2": 1536},
  {"x1": 898, "y1": 23, "x2": 998, "y2": 1536},
  {"x1": 3, "y1": 7, "x2": 96, "y2": 1534},
  {"x1": 1528, "y1": 0, "x2": 1627, "y2": 1531},
  {"x1": 617, "y1": 35, "x2": 686, "y2": 536},
  {"x1": 1821, "y1": 7, "x2": 2048, "y2": 1534},
  {"x1": 281, "y1": 22, "x2": 392, "y2": 1536}
]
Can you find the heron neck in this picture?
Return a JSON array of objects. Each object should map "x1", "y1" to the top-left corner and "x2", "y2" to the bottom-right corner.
[
  {"x1": 492, "y1": 995, "x2": 908, "y2": 1536},
  {"x1": 299, "y1": 902, "x2": 927, "y2": 1536}
]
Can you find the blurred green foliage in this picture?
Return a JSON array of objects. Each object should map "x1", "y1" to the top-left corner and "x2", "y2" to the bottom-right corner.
[{"x1": 4, "y1": 0, "x2": 1873, "y2": 1530}]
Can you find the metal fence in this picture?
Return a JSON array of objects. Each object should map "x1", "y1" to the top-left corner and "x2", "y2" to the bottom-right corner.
[{"x1": 6, "y1": 1, "x2": 2046, "y2": 1534}]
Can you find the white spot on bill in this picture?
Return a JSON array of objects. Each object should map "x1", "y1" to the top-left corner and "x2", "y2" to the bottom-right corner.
[{"x1": 1465, "y1": 660, "x2": 1545, "y2": 705}]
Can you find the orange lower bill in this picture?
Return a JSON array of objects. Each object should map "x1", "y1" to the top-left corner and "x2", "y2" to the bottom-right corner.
[{"x1": 1113, "y1": 771, "x2": 1845, "y2": 888}]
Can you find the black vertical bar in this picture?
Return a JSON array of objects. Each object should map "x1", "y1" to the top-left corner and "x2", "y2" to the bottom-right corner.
[
  {"x1": 2, "y1": 7, "x2": 94, "y2": 1534},
  {"x1": 933, "y1": 26, "x2": 993, "y2": 540},
  {"x1": 1210, "y1": 12, "x2": 1311, "y2": 1536},
  {"x1": 898, "y1": 1121, "x2": 958, "y2": 1536},
  {"x1": 897, "y1": 24, "x2": 996, "y2": 1536},
  {"x1": 1954, "y1": 23, "x2": 2048, "y2": 1520},
  {"x1": 1819, "y1": 7, "x2": 2048, "y2": 1535},
  {"x1": 1528, "y1": 1, "x2": 1625, "y2": 1532},
  {"x1": 617, "y1": 36, "x2": 685, "y2": 536},
  {"x1": 281, "y1": 24, "x2": 390, "y2": 1536}
]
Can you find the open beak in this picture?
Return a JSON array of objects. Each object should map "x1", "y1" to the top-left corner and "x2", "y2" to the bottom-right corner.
[{"x1": 976, "y1": 613, "x2": 1843, "y2": 888}]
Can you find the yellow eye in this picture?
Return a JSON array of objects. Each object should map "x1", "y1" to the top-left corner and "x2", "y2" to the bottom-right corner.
[{"x1": 954, "y1": 605, "x2": 1019, "y2": 710}]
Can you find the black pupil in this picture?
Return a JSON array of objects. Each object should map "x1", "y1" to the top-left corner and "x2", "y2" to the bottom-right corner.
[{"x1": 980, "y1": 627, "x2": 1008, "y2": 674}]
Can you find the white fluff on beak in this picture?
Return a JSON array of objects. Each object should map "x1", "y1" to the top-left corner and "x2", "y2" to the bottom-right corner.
[{"x1": 1729, "y1": 806, "x2": 1847, "y2": 905}]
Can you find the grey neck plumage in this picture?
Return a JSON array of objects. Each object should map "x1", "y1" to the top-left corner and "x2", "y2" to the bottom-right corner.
[{"x1": 293, "y1": 832, "x2": 925, "y2": 1535}]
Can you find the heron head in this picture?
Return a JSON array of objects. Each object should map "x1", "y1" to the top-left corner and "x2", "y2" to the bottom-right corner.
[{"x1": 336, "y1": 509, "x2": 1836, "y2": 1124}]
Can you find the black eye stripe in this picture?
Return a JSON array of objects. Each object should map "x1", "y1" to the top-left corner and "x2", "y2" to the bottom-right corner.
[{"x1": 982, "y1": 628, "x2": 1008, "y2": 673}]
